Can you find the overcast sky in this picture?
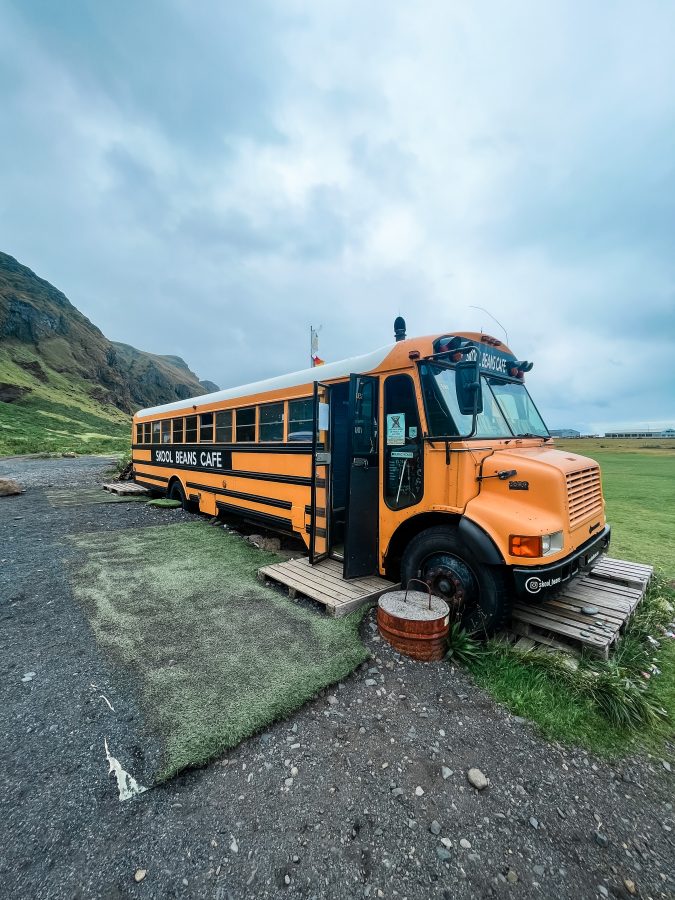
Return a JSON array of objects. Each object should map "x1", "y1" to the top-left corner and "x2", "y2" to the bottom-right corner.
[{"x1": 1, "y1": 1, "x2": 673, "y2": 433}]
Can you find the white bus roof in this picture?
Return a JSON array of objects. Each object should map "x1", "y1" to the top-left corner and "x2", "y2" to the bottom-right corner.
[{"x1": 136, "y1": 342, "x2": 396, "y2": 419}]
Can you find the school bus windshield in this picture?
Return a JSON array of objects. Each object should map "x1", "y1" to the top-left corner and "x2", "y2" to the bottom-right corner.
[{"x1": 419, "y1": 362, "x2": 549, "y2": 439}]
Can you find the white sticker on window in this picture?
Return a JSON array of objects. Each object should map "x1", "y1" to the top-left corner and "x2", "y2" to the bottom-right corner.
[
  {"x1": 387, "y1": 413, "x2": 405, "y2": 445},
  {"x1": 408, "y1": 426, "x2": 417, "y2": 439},
  {"x1": 318, "y1": 402, "x2": 330, "y2": 431}
]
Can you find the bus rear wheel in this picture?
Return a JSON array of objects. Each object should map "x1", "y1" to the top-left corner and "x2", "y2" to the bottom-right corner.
[
  {"x1": 168, "y1": 479, "x2": 197, "y2": 513},
  {"x1": 400, "y1": 526, "x2": 510, "y2": 636}
]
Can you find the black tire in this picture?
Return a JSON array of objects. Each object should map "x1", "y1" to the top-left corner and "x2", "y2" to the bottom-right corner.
[
  {"x1": 168, "y1": 479, "x2": 197, "y2": 513},
  {"x1": 400, "y1": 525, "x2": 511, "y2": 635}
]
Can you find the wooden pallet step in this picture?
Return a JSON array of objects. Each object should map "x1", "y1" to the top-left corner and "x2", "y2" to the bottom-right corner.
[
  {"x1": 102, "y1": 482, "x2": 150, "y2": 496},
  {"x1": 259, "y1": 555, "x2": 398, "y2": 617}
]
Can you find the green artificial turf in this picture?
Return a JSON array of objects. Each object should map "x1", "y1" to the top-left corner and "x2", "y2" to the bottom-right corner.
[
  {"x1": 146, "y1": 498, "x2": 182, "y2": 508},
  {"x1": 44, "y1": 488, "x2": 147, "y2": 507},
  {"x1": 68, "y1": 522, "x2": 369, "y2": 780}
]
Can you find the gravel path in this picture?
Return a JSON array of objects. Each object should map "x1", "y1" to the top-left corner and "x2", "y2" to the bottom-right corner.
[{"x1": 1, "y1": 457, "x2": 673, "y2": 900}]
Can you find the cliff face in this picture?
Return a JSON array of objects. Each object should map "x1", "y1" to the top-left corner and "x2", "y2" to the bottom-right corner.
[{"x1": 0, "y1": 251, "x2": 218, "y2": 414}]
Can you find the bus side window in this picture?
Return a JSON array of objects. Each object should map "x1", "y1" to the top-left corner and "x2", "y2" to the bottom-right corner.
[
  {"x1": 161, "y1": 420, "x2": 171, "y2": 444},
  {"x1": 200, "y1": 412, "x2": 214, "y2": 443},
  {"x1": 259, "y1": 402, "x2": 284, "y2": 441},
  {"x1": 215, "y1": 410, "x2": 232, "y2": 443},
  {"x1": 135, "y1": 423, "x2": 142, "y2": 444},
  {"x1": 288, "y1": 398, "x2": 312, "y2": 442},
  {"x1": 185, "y1": 416, "x2": 197, "y2": 443},
  {"x1": 384, "y1": 374, "x2": 423, "y2": 510},
  {"x1": 143, "y1": 422, "x2": 151, "y2": 444},
  {"x1": 152, "y1": 421, "x2": 161, "y2": 444},
  {"x1": 173, "y1": 417, "x2": 184, "y2": 444},
  {"x1": 236, "y1": 407, "x2": 256, "y2": 442}
]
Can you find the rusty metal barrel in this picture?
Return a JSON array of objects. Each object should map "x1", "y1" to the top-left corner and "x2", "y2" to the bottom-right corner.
[{"x1": 377, "y1": 579, "x2": 450, "y2": 662}]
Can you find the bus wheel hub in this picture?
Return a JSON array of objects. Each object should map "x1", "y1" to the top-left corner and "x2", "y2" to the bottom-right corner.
[{"x1": 422, "y1": 554, "x2": 477, "y2": 611}]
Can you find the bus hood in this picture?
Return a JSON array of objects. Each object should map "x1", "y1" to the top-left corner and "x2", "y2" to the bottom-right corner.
[{"x1": 465, "y1": 444, "x2": 606, "y2": 563}]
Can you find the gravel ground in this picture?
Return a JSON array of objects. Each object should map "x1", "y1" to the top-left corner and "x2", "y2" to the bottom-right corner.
[{"x1": 1, "y1": 456, "x2": 673, "y2": 900}]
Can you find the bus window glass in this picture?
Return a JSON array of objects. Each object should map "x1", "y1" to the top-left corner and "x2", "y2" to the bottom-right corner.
[
  {"x1": 215, "y1": 410, "x2": 232, "y2": 443},
  {"x1": 143, "y1": 422, "x2": 151, "y2": 443},
  {"x1": 384, "y1": 375, "x2": 423, "y2": 509},
  {"x1": 236, "y1": 407, "x2": 256, "y2": 442},
  {"x1": 288, "y1": 398, "x2": 312, "y2": 442},
  {"x1": 152, "y1": 421, "x2": 161, "y2": 444},
  {"x1": 185, "y1": 416, "x2": 197, "y2": 443},
  {"x1": 200, "y1": 412, "x2": 214, "y2": 443},
  {"x1": 161, "y1": 420, "x2": 171, "y2": 444},
  {"x1": 259, "y1": 402, "x2": 284, "y2": 441},
  {"x1": 419, "y1": 364, "x2": 510, "y2": 438},
  {"x1": 352, "y1": 377, "x2": 378, "y2": 455},
  {"x1": 135, "y1": 423, "x2": 143, "y2": 444},
  {"x1": 488, "y1": 381, "x2": 549, "y2": 437},
  {"x1": 173, "y1": 417, "x2": 184, "y2": 444}
]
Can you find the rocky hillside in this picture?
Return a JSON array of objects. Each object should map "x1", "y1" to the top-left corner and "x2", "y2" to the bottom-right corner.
[{"x1": 0, "y1": 251, "x2": 218, "y2": 455}]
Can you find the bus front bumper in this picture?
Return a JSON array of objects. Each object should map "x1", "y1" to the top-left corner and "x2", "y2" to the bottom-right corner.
[{"x1": 512, "y1": 525, "x2": 611, "y2": 598}]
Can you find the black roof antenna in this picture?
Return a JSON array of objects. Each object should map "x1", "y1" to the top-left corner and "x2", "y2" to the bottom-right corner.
[{"x1": 394, "y1": 316, "x2": 406, "y2": 342}]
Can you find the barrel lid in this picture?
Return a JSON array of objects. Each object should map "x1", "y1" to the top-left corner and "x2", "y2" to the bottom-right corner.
[{"x1": 379, "y1": 590, "x2": 449, "y2": 622}]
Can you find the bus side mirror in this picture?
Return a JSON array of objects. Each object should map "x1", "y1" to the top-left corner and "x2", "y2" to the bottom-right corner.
[{"x1": 455, "y1": 359, "x2": 483, "y2": 416}]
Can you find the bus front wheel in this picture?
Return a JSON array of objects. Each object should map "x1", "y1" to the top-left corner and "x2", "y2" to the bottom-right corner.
[{"x1": 400, "y1": 526, "x2": 510, "y2": 636}]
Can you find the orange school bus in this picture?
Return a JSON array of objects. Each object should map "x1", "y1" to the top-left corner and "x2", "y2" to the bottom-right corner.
[{"x1": 132, "y1": 319, "x2": 610, "y2": 632}]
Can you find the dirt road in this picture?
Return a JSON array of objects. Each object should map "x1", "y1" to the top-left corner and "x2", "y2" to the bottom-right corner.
[{"x1": 1, "y1": 456, "x2": 673, "y2": 899}]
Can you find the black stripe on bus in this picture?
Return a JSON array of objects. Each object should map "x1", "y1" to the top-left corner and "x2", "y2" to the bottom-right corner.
[
  {"x1": 215, "y1": 502, "x2": 292, "y2": 531},
  {"x1": 305, "y1": 525, "x2": 327, "y2": 537},
  {"x1": 132, "y1": 442, "x2": 312, "y2": 453},
  {"x1": 137, "y1": 459, "x2": 312, "y2": 486},
  {"x1": 134, "y1": 479, "x2": 167, "y2": 494},
  {"x1": 134, "y1": 472, "x2": 169, "y2": 483},
  {"x1": 186, "y1": 482, "x2": 292, "y2": 511},
  {"x1": 304, "y1": 505, "x2": 326, "y2": 517}
]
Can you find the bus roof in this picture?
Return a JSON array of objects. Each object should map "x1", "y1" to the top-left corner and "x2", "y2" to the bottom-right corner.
[{"x1": 135, "y1": 342, "x2": 396, "y2": 419}]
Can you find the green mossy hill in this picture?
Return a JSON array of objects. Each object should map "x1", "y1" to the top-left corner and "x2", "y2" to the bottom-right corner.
[{"x1": 0, "y1": 251, "x2": 219, "y2": 455}]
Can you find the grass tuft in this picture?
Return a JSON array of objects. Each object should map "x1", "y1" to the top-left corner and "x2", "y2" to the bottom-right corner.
[{"x1": 466, "y1": 577, "x2": 675, "y2": 756}]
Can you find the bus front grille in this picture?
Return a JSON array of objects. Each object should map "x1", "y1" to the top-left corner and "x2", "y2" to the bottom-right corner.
[{"x1": 566, "y1": 466, "x2": 603, "y2": 530}]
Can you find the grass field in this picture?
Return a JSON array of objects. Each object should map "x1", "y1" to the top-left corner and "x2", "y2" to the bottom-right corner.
[
  {"x1": 69, "y1": 522, "x2": 369, "y2": 781},
  {"x1": 0, "y1": 343, "x2": 130, "y2": 456},
  {"x1": 469, "y1": 439, "x2": 675, "y2": 757},
  {"x1": 556, "y1": 439, "x2": 675, "y2": 578}
]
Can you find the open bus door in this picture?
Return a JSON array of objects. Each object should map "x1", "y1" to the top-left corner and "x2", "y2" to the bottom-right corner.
[
  {"x1": 310, "y1": 381, "x2": 331, "y2": 564},
  {"x1": 344, "y1": 374, "x2": 379, "y2": 578}
]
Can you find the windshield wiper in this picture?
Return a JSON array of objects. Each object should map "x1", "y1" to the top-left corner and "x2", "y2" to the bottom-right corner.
[{"x1": 515, "y1": 432, "x2": 549, "y2": 439}]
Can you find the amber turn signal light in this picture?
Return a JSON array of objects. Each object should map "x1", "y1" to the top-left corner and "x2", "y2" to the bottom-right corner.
[{"x1": 509, "y1": 535, "x2": 543, "y2": 558}]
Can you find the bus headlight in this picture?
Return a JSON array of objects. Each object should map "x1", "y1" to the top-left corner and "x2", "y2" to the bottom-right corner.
[
  {"x1": 510, "y1": 531, "x2": 564, "y2": 558},
  {"x1": 542, "y1": 531, "x2": 564, "y2": 556}
]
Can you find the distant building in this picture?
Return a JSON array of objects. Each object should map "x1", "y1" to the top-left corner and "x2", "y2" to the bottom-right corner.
[
  {"x1": 549, "y1": 429, "x2": 581, "y2": 438},
  {"x1": 604, "y1": 428, "x2": 675, "y2": 438}
]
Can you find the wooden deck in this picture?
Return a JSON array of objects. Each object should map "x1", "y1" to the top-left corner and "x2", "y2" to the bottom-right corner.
[
  {"x1": 102, "y1": 481, "x2": 150, "y2": 496},
  {"x1": 260, "y1": 554, "x2": 653, "y2": 655},
  {"x1": 258, "y1": 556, "x2": 398, "y2": 617},
  {"x1": 510, "y1": 557, "x2": 653, "y2": 657}
]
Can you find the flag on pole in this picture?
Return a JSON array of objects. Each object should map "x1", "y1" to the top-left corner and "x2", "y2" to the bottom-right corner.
[{"x1": 310, "y1": 326, "x2": 325, "y2": 366}]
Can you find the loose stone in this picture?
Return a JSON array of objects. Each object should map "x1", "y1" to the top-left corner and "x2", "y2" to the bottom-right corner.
[
  {"x1": 467, "y1": 768, "x2": 489, "y2": 790},
  {"x1": 460, "y1": 838, "x2": 471, "y2": 850},
  {"x1": 430, "y1": 821, "x2": 441, "y2": 836}
]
